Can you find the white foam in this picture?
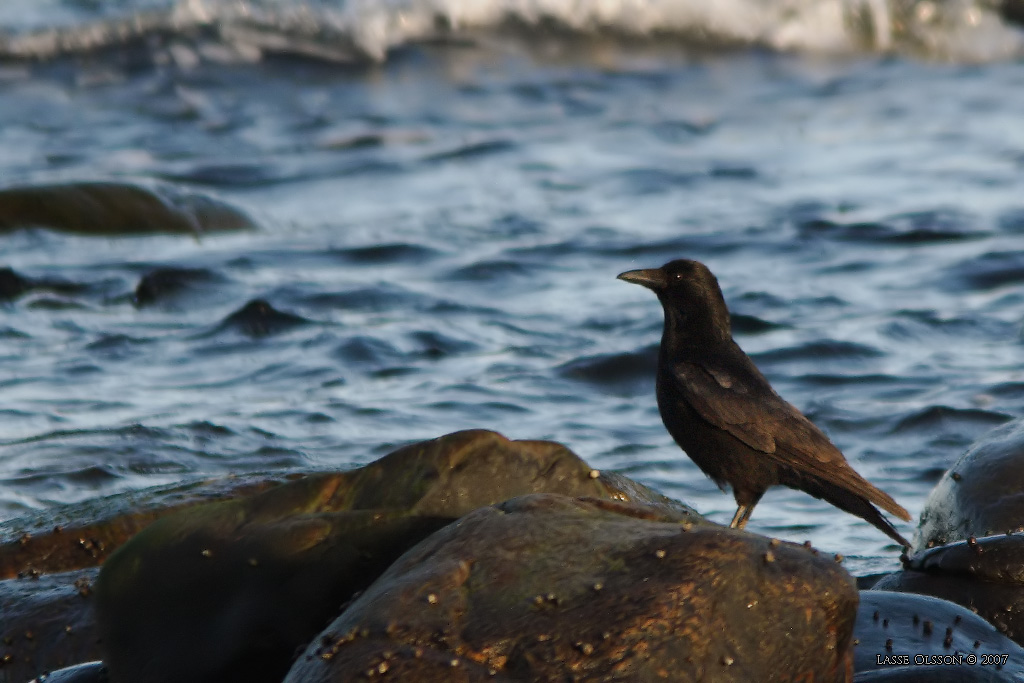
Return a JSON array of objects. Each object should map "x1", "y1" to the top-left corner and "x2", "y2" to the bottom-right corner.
[
  {"x1": 2, "y1": 0, "x2": 1022, "y2": 62},
  {"x1": 182, "y1": 0, "x2": 1024, "y2": 61}
]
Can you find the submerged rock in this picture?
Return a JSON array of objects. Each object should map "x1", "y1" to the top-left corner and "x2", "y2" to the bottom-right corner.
[
  {"x1": 96, "y1": 430, "x2": 702, "y2": 683},
  {"x1": 0, "y1": 266, "x2": 90, "y2": 303},
  {"x1": 218, "y1": 299, "x2": 311, "y2": 337},
  {"x1": 853, "y1": 590, "x2": 1024, "y2": 681},
  {"x1": 0, "y1": 267, "x2": 31, "y2": 300},
  {"x1": 0, "y1": 181, "x2": 255, "y2": 236},
  {"x1": 133, "y1": 267, "x2": 228, "y2": 308},
  {"x1": 286, "y1": 494, "x2": 857, "y2": 683}
]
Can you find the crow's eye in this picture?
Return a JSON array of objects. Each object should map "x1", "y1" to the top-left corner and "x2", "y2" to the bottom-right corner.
[{"x1": 673, "y1": 272, "x2": 684, "y2": 281}]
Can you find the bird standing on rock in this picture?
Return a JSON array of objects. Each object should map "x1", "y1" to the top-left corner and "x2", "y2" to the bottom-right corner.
[{"x1": 618, "y1": 259, "x2": 911, "y2": 547}]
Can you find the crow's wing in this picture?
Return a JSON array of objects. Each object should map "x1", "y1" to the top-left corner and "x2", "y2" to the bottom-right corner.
[{"x1": 672, "y1": 360, "x2": 910, "y2": 521}]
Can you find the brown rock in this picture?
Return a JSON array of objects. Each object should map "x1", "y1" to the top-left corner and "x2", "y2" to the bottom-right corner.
[
  {"x1": 0, "y1": 474, "x2": 286, "y2": 579},
  {"x1": 0, "y1": 182, "x2": 255, "y2": 236},
  {"x1": 96, "y1": 430, "x2": 702, "y2": 683},
  {"x1": 286, "y1": 494, "x2": 857, "y2": 683}
]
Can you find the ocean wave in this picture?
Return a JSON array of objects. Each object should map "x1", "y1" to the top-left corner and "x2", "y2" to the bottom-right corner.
[{"x1": 0, "y1": 0, "x2": 1022, "y2": 64}]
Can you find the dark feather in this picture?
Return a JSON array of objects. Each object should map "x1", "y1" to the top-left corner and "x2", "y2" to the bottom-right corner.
[{"x1": 619, "y1": 259, "x2": 912, "y2": 547}]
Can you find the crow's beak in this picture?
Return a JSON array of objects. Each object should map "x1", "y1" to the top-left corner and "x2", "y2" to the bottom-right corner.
[{"x1": 617, "y1": 268, "x2": 667, "y2": 291}]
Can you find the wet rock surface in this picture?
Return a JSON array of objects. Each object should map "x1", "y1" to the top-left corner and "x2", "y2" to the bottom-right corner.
[
  {"x1": 0, "y1": 474, "x2": 287, "y2": 579},
  {"x1": 873, "y1": 419, "x2": 1024, "y2": 647},
  {"x1": 915, "y1": 418, "x2": 1024, "y2": 550},
  {"x1": 96, "y1": 429, "x2": 702, "y2": 683},
  {"x1": 0, "y1": 475, "x2": 289, "y2": 681},
  {"x1": 0, "y1": 267, "x2": 34, "y2": 301},
  {"x1": 0, "y1": 181, "x2": 256, "y2": 236},
  {"x1": 853, "y1": 590, "x2": 1024, "y2": 682},
  {"x1": 0, "y1": 569, "x2": 101, "y2": 683},
  {"x1": 874, "y1": 534, "x2": 1024, "y2": 645},
  {"x1": 0, "y1": 267, "x2": 89, "y2": 303},
  {"x1": 286, "y1": 494, "x2": 857, "y2": 683},
  {"x1": 217, "y1": 299, "x2": 312, "y2": 338},
  {"x1": 132, "y1": 267, "x2": 229, "y2": 308},
  {"x1": 855, "y1": 667, "x2": 1020, "y2": 682},
  {"x1": 26, "y1": 661, "x2": 110, "y2": 683},
  {"x1": 100, "y1": 509, "x2": 450, "y2": 683}
]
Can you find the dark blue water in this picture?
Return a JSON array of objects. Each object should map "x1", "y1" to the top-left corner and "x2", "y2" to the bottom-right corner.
[{"x1": 3, "y1": 0, "x2": 1024, "y2": 576}]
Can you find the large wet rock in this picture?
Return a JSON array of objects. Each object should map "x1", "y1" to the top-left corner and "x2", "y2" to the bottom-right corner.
[
  {"x1": 874, "y1": 534, "x2": 1024, "y2": 644},
  {"x1": 1, "y1": 474, "x2": 286, "y2": 579},
  {"x1": 0, "y1": 569, "x2": 101, "y2": 683},
  {"x1": 874, "y1": 419, "x2": 1024, "y2": 646},
  {"x1": 915, "y1": 418, "x2": 1024, "y2": 550},
  {"x1": 853, "y1": 590, "x2": 1024, "y2": 681},
  {"x1": 96, "y1": 429, "x2": 702, "y2": 683},
  {"x1": 0, "y1": 181, "x2": 255, "y2": 235},
  {"x1": 0, "y1": 475, "x2": 289, "y2": 681},
  {"x1": 285, "y1": 493, "x2": 858, "y2": 683}
]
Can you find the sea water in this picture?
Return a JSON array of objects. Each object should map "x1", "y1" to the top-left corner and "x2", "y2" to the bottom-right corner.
[{"x1": 2, "y1": 0, "x2": 1024, "y2": 576}]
